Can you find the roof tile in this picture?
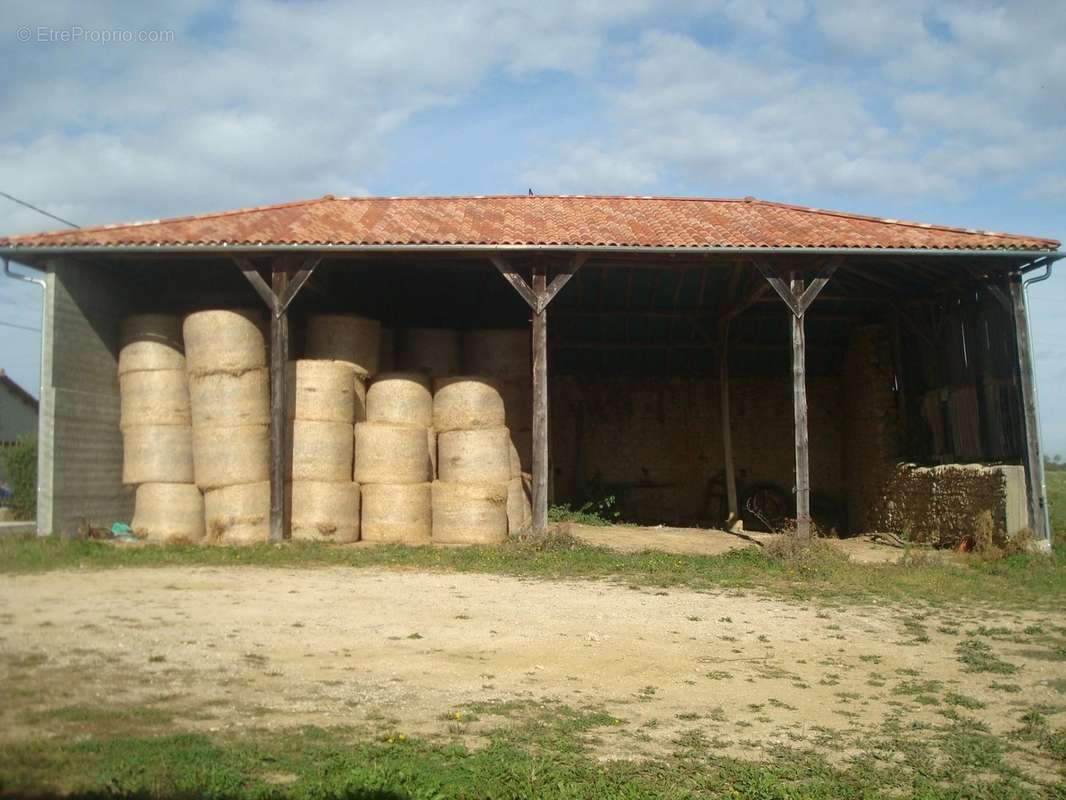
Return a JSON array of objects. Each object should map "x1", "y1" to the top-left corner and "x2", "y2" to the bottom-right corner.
[{"x1": 0, "y1": 195, "x2": 1058, "y2": 251}]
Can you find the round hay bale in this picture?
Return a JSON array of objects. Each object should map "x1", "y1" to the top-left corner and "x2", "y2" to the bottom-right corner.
[
  {"x1": 462, "y1": 329, "x2": 529, "y2": 378},
  {"x1": 305, "y1": 314, "x2": 381, "y2": 377},
  {"x1": 360, "y1": 482, "x2": 431, "y2": 544},
  {"x1": 288, "y1": 481, "x2": 360, "y2": 542},
  {"x1": 437, "y1": 427, "x2": 511, "y2": 484},
  {"x1": 122, "y1": 424, "x2": 194, "y2": 485},
  {"x1": 366, "y1": 372, "x2": 432, "y2": 427},
  {"x1": 432, "y1": 376, "x2": 505, "y2": 432},
  {"x1": 132, "y1": 483, "x2": 205, "y2": 543},
  {"x1": 119, "y1": 314, "x2": 184, "y2": 375},
  {"x1": 353, "y1": 422, "x2": 431, "y2": 484},
  {"x1": 287, "y1": 360, "x2": 357, "y2": 423},
  {"x1": 119, "y1": 370, "x2": 190, "y2": 429},
  {"x1": 188, "y1": 368, "x2": 268, "y2": 427},
  {"x1": 499, "y1": 378, "x2": 533, "y2": 431},
  {"x1": 192, "y1": 424, "x2": 269, "y2": 489},
  {"x1": 183, "y1": 309, "x2": 266, "y2": 376},
  {"x1": 379, "y1": 328, "x2": 396, "y2": 372},
  {"x1": 287, "y1": 419, "x2": 353, "y2": 482},
  {"x1": 507, "y1": 474, "x2": 532, "y2": 536},
  {"x1": 204, "y1": 481, "x2": 269, "y2": 545},
  {"x1": 432, "y1": 481, "x2": 508, "y2": 544},
  {"x1": 396, "y1": 328, "x2": 460, "y2": 376}
]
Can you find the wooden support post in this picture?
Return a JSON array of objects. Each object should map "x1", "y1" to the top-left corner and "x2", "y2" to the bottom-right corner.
[
  {"x1": 1008, "y1": 274, "x2": 1051, "y2": 551},
  {"x1": 236, "y1": 255, "x2": 320, "y2": 542},
  {"x1": 532, "y1": 262, "x2": 549, "y2": 536},
  {"x1": 790, "y1": 272, "x2": 811, "y2": 539},
  {"x1": 491, "y1": 254, "x2": 586, "y2": 537},
  {"x1": 269, "y1": 265, "x2": 289, "y2": 543},
  {"x1": 754, "y1": 259, "x2": 838, "y2": 539}
]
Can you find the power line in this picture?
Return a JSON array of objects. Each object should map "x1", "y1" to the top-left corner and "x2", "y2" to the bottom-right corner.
[
  {"x1": 0, "y1": 191, "x2": 80, "y2": 228},
  {"x1": 0, "y1": 320, "x2": 41, "y2": 333}
]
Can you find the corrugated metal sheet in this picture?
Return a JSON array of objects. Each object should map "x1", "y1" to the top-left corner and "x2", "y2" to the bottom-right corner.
[{"x1": 1, "y1": 195, "x2": 1058, "y2": 251}]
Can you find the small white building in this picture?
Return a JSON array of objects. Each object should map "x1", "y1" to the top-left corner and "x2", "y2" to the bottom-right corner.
[{"x1": 0, "y1": 369, "x2": 38, "y2": 483}]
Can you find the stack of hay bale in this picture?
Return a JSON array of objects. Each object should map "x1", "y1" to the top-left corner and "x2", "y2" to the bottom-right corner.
[
  {"x1": 463, "y1": 330, "x2": 532, "y2": 535},
  {"x1": 355, "y1": 372, "x2": 433, "y2": 544},
  {"x1": 302, "y1": 313, "x2": 382, "y2": 543},
  {"x1": 183, "y1": 310, "x2": 270, "y2": 545},
  {"x1": 286, "y1": 360, "x2": 361, "y2": 542},
  {"x1": 120, "y1": 314, "x2": 203, "y2": 544},
  {"x1": 432, "y1": 377, "x2": 510, "y2": 544}
]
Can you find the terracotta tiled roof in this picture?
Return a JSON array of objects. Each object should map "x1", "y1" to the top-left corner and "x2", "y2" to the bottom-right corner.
[{"x1": 0, "y1": 195, "x2": 1058, "y2": 252}]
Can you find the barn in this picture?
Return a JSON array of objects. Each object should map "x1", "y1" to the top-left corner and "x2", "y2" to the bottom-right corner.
[{"x1": 0, "y1": 195, "x2": 1060, "y2": 549}]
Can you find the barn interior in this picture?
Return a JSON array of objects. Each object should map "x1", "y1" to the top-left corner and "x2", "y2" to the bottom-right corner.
[{"x1": 52, "y1": 248, "x2": 1033, "y2": 538}]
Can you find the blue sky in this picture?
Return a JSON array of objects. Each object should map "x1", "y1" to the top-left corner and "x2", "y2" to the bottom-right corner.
[{"x1": 1, "y1": 0, "x2": 1063, "y2": 451}]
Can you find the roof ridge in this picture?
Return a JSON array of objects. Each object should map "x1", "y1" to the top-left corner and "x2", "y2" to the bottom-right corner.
[
  {"x1": 2, "y1": 194, "x2": 1058, "y2": 251},
  {"x1": 749, "y1": 198, "x2": 1039, "y2": 243}
]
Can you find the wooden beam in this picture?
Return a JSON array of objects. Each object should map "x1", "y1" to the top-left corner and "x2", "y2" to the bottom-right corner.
[
  {"x1": 753, "y1": 260, "x2": 802, "y2": 317},
  {"x1": 796, "y1": 258, "x2": 841, "y2": 314},
  {"x1": 490, "y1": 256, "x2": 539, "y2": 311},
  {"x1": 531, "y1": 262, "x2": 549, "y2": 537},
  {"x1": 552, "y1": 340, "x2": 844, "y2": 353},
  {"x1": 276, "y1": 257, "x2": 321, "y2": 316},
  {"x1": 234, "y1": 256, "x2": 321, "y2": 543},
  {"x1": 791, "y1": 272, "x2": 812, "y2": 539},
  {"x1": 269, "y1": 264, "x2": 290, "y2": 543},
  {"x1": 1009, "y1": 275, "x2": 1051, "y2": 550},
  {"x1": 237, "y1": 258, "x2": 276, "y2": 310},
  {"x1": 541, "y1": 254, "x2": 587, "y2": 310},
  {"x1": 754, "y1": 261, "x2": 837, "y2": 539}
]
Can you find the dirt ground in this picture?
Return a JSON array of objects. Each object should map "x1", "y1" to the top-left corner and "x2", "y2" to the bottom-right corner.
[
  {"x1": 2, "y1": 566, "x2": 1064, "y2": 775},
  {"x1": 565, "y1": 522, "x2": 911, "y2": 564}
]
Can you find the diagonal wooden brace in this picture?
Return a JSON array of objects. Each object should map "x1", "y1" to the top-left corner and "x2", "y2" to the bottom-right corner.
[
  {"x1": 491, "y1": 254, "x2": 587, "y2": 314},
  {"x1": 235, "y1": 256, "x2": 320, "y2": 318},
  {"x1": 754, "y1": 258, "x2": 840, "y2": 317},
  {"x1": 490, "y1": 256, "x2": 539, "y2": 311}
]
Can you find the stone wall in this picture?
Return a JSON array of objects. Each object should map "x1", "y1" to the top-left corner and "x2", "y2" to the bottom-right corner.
[
  {"x1": 550, "y1": 374, "x2": 844, "y2": 525},
  {"x1": 842, "y1": 324, "x2": 900, "y2": 532},
  {"x1": 871, "y1": 463, "x2": 1028, "y2": 547}
]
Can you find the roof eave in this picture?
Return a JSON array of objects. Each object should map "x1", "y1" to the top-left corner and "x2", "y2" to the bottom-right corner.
[{"x1": 1, "y1": 243, "x2": 1061, "y2": 261}]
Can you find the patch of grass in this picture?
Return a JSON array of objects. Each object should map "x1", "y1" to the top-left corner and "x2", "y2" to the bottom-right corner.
[
  {"x1": 3, "y1": 533, "x2": 1065, "y2": 609},
  {"x1": 548, "y1": 496, "x2": 620, "y2": 526},
  {"x1": 944, "y1": 691, "x2": 986, "y2": 710},
  {"x1": 0, "y1": 699, "x2": 1059, "y2": 800},
  {"x1": 990, "y1": 681, "x2": 1023, "y2": 693},
  {"x1": 893, "y1": 679, "x2": 944, "y2": 697},
  {"x1": 956, "y1": 639, "x2": 1020, "y2": 675}
]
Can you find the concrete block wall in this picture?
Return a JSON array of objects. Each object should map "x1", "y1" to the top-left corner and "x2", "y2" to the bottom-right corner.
[{"x1": 38, "y1": 260, "x2": 133, "y2": 535}]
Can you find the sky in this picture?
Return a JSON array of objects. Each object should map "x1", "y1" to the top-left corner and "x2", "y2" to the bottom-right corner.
[{"x1": 0, "y1": 0, "x2": 1063, "y2": 452}]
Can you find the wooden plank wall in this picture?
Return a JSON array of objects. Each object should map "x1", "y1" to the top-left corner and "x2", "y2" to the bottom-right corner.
[{"x1": 903, "y1": 290, "x2": 1023, "y2": 465}]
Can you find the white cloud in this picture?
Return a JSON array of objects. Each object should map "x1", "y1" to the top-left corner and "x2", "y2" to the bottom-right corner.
[{"x1": 0, "y1": 0, "x2": 661, "y2": 233}]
